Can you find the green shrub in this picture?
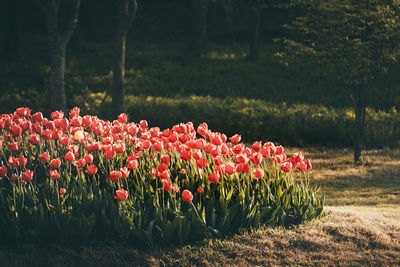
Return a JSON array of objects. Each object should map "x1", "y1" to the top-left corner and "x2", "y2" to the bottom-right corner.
[{"x1": 122, "y1": 95, "x2": 399, "y2": 147}]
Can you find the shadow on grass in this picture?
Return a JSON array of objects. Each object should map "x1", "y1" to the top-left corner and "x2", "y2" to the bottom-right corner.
[{"x1": 287, "y1": 147, "x2": 400, "y2": 206}]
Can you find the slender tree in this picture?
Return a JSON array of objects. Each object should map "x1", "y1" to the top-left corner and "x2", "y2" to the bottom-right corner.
[
  {"x1": 37, "y1": 0, "x2": 81, "y2": 113},
  {"x1": 280, "y1": 0, "x2": 400, "y2": 163},
  {"x1": 112, "y1": 0, "x2": 138, "y2": 119}
]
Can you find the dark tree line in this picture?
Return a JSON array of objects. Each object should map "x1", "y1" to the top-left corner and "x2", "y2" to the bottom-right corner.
[
  {"x1": 2, "y1": 0, "x2": 285, "y2": 114},
  {"x1": 4, "y1": 0, "x2": 395, "y2": 164},
  {"x1": 2, "y1": 0, "x2": 282, "y2": 116}
]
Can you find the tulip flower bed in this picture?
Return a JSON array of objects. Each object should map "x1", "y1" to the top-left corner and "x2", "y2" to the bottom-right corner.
[{"x1": 0, "y1": 107, "x2": 324, "y2": 247}]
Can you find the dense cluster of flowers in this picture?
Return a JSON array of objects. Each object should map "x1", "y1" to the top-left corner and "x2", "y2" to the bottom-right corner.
[{"x1": 0, "y1": 107, "x2": 323, "y2": 246}]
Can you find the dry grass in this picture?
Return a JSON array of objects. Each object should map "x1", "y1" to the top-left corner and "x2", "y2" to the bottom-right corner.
[
  {"x1": 287, "y1": 147, "x2": 400, "y2": 206},
  {"x1": 1, "y1": 148, "x2": 399, "y2": 266},
  {"x1": 156, "y1": 206, "x2": 400, "y2": 266},
  {"x1": 2, "y1": 206, "x2": 399, "y2": 266}
]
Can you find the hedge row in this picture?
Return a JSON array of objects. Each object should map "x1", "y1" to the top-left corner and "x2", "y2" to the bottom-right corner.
[{"x1": 77, "y1": 93, "x2": 400, "y2": 147}]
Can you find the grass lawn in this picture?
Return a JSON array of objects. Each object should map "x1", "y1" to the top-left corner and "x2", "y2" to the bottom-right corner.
[{"x1": 1, "y1": 147, "x2": 399, "y2": 266}]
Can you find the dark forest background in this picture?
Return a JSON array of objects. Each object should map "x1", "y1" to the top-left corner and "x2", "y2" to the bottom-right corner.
[{"x1": 1, "y1": 0, "x2": 400, "y2": 160}]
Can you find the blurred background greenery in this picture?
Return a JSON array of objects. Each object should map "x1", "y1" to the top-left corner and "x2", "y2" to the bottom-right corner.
[{"x1": 1, "y1": 0, "x2": 399, "y2": 149}]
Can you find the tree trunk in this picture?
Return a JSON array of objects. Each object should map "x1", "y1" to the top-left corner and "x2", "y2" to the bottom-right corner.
[
  {"x1": 351, "y1": 86, "x2": 367, "y2": 164},
  {"x1": 111, "y1": 0, "x2": 137, "y2": 119},
  {"x1": 39, "y1": 0, "x2": 80, "y2": 113},
  {"x1": 112, "y1": 34, "x2": 127, "y2": 118},
  {"x1": 191, "y1": 0, "x2": 210, "y2": 56},
  {"x1": 48, "y1": 38, "x2": 67, "y2": 112}
]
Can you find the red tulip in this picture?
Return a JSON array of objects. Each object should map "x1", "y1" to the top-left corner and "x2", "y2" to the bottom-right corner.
[
  {"x1": 157, "y1": 163, "x2": 168, "y2": 173},
  {"x1": 127, "y1": 160, "x2": 138, "y2": 170},
  {"x1": 229, "y1": 134, "x2": 241, "y2": 143},
  {"x1": 211, "y1": 134, "x2": 223, "y2": 146},
  {"x1": 306, "y1": 160, "x2": 312, "y2": 170},
  {"x1": 250, "y1": 152, "x2": 263, "y2": 165},
  {"x1": 8, "y1": 156, "x2": 18, "y2": 167},
  {"x1": 120, "y1": 167, "x2": 130, "y2": 178},
  {"x1": 65, "y1": 151, "x2": 75, "y2": 162},
  {"x1": 58, "y1": 118, "x2": 69, "y2": 129},
  {"x1": 31, "y1": 112, "x2": 43, "y2": 123},
  {"x1": 180, "y1": 150, "x2": 192, "y2": 161},
  {"x1": 181, "y1": 189, "x2": 193, "y2": 202},
  {"x1": 139, "y1": 120, "x2": 148, "y2": 129},
  {"x1": 108, "y1": 171, "x2": 121, "y2": 181},
  {"x1": 159, "y1": 170, "x2": 171, "y2": 180},
  {"x1": 59, "y1": 188, "x2": 67, "y2": 197},
  {"x1": 172, "y1": 184, "x2": 180, "y2": 193},
  {"x1": 28, "y1": 134, "x2": 40, "y2": 145},
  {"x1": 251, "y1": 141, "x2": 262, "y2": 152},
  {"x1": 168, "y1": 132, "x2": 178, "y2": 142},
  {"x1": 70, "y1": 116, "x2": 82, "y2": 127},
  {"x1": 51, "y1": 110, "x2": 64, "y2": 120},
  {"x1": 69, "y1": 107, "x2": 80, "y2": 119},
  {"x1": 50, "y1": 158, "x2": 61, "y2": 168},
  {"x1": 84, "y1": 153, "x2": 93, "y2": 164},
  {"x1": 193, "y1": 138, "x2": 206, "y2": 149},
  {"x1": 118, "y1": 113, "x2": 128, "y2": 123},
  {"x1": 224, "y1": 163, "x2": 236, "y2": 175},
  {"x1": 213, "y1": 156, "x2": 223, "y2": 166},
  {"x1": 75, "y1": 158, "x2": 86, "y2": 168},
  {"x1": 161, "y1": 179, "x2": 172, "y2": 191},
  {"x1": 113, "y1": 142, "x2": 125, "y2": 153},
  {"x1": 49, "y1": 170, "x2": 60, "y2": 180},
  {"x1": 41, "y1": 129, "x2": 53, "y2": 140},
  {"x1": 281, "y1": 162, "x2": 292, "y2": 173},
  {"x1": 297, "y1": 162, "x2": 306, "y2": 171},
  {"x1": 20, "y1": 120, "x2": 32, "y2": 132},
  {"x1": 105, "y1": 150, "x2": 115, "y2": 159},
  {"x1": 86, "y1": 165, "x2": 98, "y2": 175},
  {"x1": 22, "y1": 169, "x2": 33, "y2": 182},
  {"x1": 60, "y1": 136, "x2": 70, "y2": 146},
  {"x1": 17, "y1": 156, "x2": 27, "y2": 167},
  {"x1": 197, "y1": 123, "x2": 209, "y2": 137},
  {"x1": 127, "y1": 124, "x2": 138, "y2": 135},
  {"x1": 32, "y1": 122, "x2": 42, "y2": 134},
  {"x1": 253, "y1": 168, "x2": 264, "y2": 179},
  {"x1": 15, "y1": 107, "x2": 30, "y2": 117},
  {"x1": 196, "y1": 158, "x2": 208, "y2": 169},
  {"x1": 102, "y1": 136, "x2": 113, "y2": 145},
  {"x1": 197, "y1": 187, "x2": 204, "y2": 193},
  {"x1": 275, "y1": 145, "x2": 284, "y2": 155},
  {"x1": 8, "y1": 142, "x2": 21, "y2": 153},
  {"x1": 52, "y1": 130, "x2": 62, "y2": 140},
  {"x1": 160, "y1": 154, "x2": 170, "y2": 164},
  {"x1": 293, "y1": 152, "x2": 304, "y2": 163},
  {"x1": 152, "y1": 142, "x2": 164, "y2": 152},
  {"x1": 208, "y1": 172, "x2": 220, "y2": 183},
  {"x1": 114, "y1": 189, "x2": 128, "y2": 201},
  {"x1": 10, "y1": 124, "x2": 22, "y2": 137},
  {"x1": 0, "y1": 166, "x2": 7, "y2": 177},
  {"x1": 233, "y1": 144, "x2": 245, "y2": 154},
  {"x1": 11, "y1": 173, "x2": 18, "y2": 181},
  {"x1": 192, "y1": 151, "x2": 202, "y2": 160}
]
